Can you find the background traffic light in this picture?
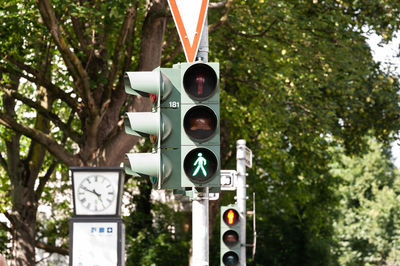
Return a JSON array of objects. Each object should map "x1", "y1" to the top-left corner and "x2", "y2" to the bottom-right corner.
[
  {"x1": 179, "y1": 62, "x2": 220, "y2": 188},
  {"x1": 221, "y1": 205, "x2": 241, "y2": 266},
  {"x1": 124, "y1": 67, "x2": 181, "y2": 189}
]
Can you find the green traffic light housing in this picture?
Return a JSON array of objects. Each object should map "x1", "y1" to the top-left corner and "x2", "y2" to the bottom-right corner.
[
  {"x1": 179, "y1": 62, "x2": 220, "y2": 189},
  {"x1": 124, "y1": 67, "x2": 181, "y2": 189},
  {"x1": 221, "y1": 205, "x2": 241, "y2": 266}
]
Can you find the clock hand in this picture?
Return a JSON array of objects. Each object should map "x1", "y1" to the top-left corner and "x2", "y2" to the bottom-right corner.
[
  {"x1": 92, "y1": 189, "x2": 101, "y2": 197},
  {"x1": 92, "y1": 191, "x2": 106, "y2": 209},
  {"x1": 81, "y1": 186, "x2": 100, "y2": 197}
]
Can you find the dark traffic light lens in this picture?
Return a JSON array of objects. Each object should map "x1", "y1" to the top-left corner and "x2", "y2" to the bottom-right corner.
[
  {"x1": 183, "y1": 63, "x2": 217, "y2": 101},
  {"x1": 184, "y1": 106, "x2": 217, "y2": 142},
  {"x1": 183, "y1": 148, "x2": 218, "y2": 183},
  {"x1": 222, "y1": 251, "x2": 239, "y2": 266},
  {"x1": 223, "y1": 230, "x2": 239, "y2": 247},
  {"x1": 223, "y1": 209, "x2": 239, "y2": 226}
]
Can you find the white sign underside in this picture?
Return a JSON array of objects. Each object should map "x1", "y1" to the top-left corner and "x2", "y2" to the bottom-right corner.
[{"x1": 175, "y1": 0, "x2": 203, "y2": 46}]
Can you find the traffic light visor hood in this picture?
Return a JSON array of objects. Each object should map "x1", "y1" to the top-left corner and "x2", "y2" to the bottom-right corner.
[{"x1": 124, "y1": 71, "x2": 160, "y2": 96}]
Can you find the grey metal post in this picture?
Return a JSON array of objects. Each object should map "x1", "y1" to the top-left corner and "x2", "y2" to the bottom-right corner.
[
  {"x1": 192, "y1": 188, "x2": 209, "y2": 266},
  {"x1": 196, "y1": 19, "x2": 208, "y2": 62},
  {"x1": 236, "y1": 140, "x2": 247, "y2": 266},
  {"x1": 192, "y1": 17, "x2": 209, "y2": 266}
]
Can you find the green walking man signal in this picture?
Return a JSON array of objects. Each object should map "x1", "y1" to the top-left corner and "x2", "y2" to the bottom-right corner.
[{"x1": 193, "y1": 152, "x2": 207, "y2": 177}]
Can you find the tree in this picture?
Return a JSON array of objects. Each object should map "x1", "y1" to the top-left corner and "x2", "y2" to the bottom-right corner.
[
  {"x1": 0, "y1": 0, "x2": 170, "y2": 263},
  {"x1": 330, "y1": 138, "x2": 400, "y2": 265},
  {"x1": 208, "y1": 0, "x2": 400, "y2": 264}
]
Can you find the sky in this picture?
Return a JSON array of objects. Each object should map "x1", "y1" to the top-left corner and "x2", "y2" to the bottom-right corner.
[{"x1": 366, "y1": 32, "x2": 400, "y2": 167}]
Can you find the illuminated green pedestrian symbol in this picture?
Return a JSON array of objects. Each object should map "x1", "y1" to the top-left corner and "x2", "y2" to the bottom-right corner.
[{"x1": 192, "y1": 152, "x2": 207, "y2": 177}]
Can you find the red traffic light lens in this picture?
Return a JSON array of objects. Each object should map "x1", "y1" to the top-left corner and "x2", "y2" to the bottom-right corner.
[
  {"x1": 183, "y1": 63, "x2": 217, "y2": 101},
  {"x1": 222, "y1": 251, "x2": 239, "y2": 266},
  {"x1": 149, "y1": 93, "x2": 157, "y2": 103},
  {"x1": 223, "y1": 209, "x2": 239, "y2": 226},
  {"x1": 150, "y1": 134, "x2": 157, "y2": 144},
  {"x1": 223, "y1": 230, "x2": 239, "y2": 247}
]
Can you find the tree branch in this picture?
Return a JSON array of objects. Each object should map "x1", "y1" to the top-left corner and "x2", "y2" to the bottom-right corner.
[
  {"x1": 0, "y1": 113, "x2": 79, "y2": 166},
  {"x1": 3, "y1": 58, "x2": 79, "y2": 111},
  {"x1": 102, "y1": 5, "x2": 137, "y2": 108},
  {"x1": 0, "y1": 151, "x2": 7, "y2": 170},
  {"x1": 98, "y1": 96, "x2": 150, "y2": 166},
  {"x1": 3, "y1": 212, "x2": 13, "y2": 227},
  {"x1": 97, "y1": 1, "x2": 139, "y2": 146},
  {"x1": 1, "y1": 72, "x2": 22, "y2": 182},
  {"x1": 209, "y1": 1, "x2": 227, "y2": 9},
  {"x1": 209, "y1": 0, "x2": 235, "y2": 32},
  {"x1": 35, "y1": 160, "x2": 58, "y2": 201},
  {"x1": 35, "y1": 241, "x2": 69, "y2": 256},
  {"x1": 2, "y1": 89, "x2": 82, "y2": 144},
  {"x1": 138, "y1": 0, "x2": 169, "y2": 71},
  {"x1": 226, "y1": 17, "x2": 281, "y2": 38},
  {"x1": 37, "y1": 0, "x2": 95, "y2": 114},
  {"x1": 0, "y1": 220, "x2": 12, "y2": 233},
  {"x1": 35, "y1": 109, "x2": 74, "y2": 200},
  {"x1": 70, "y1": 16, "x2": 91, "y2": 56},
  {"x1": 161, "y1": 33, "x2": 182, "y2": 65}
]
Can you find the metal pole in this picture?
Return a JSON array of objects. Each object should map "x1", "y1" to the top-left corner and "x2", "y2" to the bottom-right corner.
[
  {"x1": 192, "y1": 188, "x2": 209, "y2": 266},
  {"x1": 236, "y1": 140, "x2": 247, "y2": 266},
  {"x1": 196, "y1": 19, "x2": 208, "y2": 62},
  {"x1": 192, "y1": 18, "x2": 209, "y2": 266}
]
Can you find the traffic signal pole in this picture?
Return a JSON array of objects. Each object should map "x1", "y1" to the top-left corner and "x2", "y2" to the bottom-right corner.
[
  {"x1": 197, "y1": 18, "x2": 209, "y2": 62},
  {"x1": 236, "y1": 140, "x2": 247, "y2": 266},
  {"x1": 192, "y1": 188, "x2": 209, "y2": 265},
  {"x1": 192, "y1": 18, "x2": 210, "y2": 266}
]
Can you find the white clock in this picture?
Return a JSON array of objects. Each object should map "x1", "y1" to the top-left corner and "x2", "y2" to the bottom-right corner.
[
  {"x1": 70, "y1": 167, "x2": 124, "y2": 216},
  {"x1": 78, "y1": 175, "x2": 115, "y2": 212}
]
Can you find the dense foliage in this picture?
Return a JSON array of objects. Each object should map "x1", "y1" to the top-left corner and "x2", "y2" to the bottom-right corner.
[
  {"x1": 331, "y1": 138, "x2": 400, "y2": 265},
  {"x1": 209, "y1": 1, "x2": 400, "y2": 265}
]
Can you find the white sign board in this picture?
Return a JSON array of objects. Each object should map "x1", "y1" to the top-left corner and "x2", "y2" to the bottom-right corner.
[
  {"x1": 71, "y1": 222, "x2": 119, "y2": 266},
  {"x1": 245, "y1": 146, "x2": 253, "y2": 168},
  {"x1": 220, "y1": 170, "x2": 237, "y2": 191},
  {"x1": 167, "y1": 0, "x2": 209, "y2": 62}
]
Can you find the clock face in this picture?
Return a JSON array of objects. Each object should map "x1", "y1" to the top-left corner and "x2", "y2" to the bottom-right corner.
[{"x1": 78, "y1": 175, "x2": 115, "y2": 212}]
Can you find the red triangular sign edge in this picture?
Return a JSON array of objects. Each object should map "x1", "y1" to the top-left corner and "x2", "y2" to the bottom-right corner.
[{"x1": 168, "y1": 0, "x2": 209, "y2": 62}]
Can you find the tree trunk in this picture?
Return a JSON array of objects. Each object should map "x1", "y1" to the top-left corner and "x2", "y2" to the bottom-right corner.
[
  {"x1": 8, "y1": 188, "x2": 38, "y2": 266},
  {"x1": 3, "y1": 76, "x2": 50, "y2": 265}
]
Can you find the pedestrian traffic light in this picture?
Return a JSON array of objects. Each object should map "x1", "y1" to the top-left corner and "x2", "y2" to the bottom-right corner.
[
  {"x1": 124, "y1": 67, "x2": 181, "y2": 189},
  {"x1": 221, "y1": 205, "x2": 241, "y2": 266},
  {"x1": 179, "y1": 62, "x2": 220, "y2": 188}
]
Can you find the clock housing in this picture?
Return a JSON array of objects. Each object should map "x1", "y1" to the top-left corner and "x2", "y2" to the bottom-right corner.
[{"x1": 71, "y1": 167, "x2": 124, "y2": 216}]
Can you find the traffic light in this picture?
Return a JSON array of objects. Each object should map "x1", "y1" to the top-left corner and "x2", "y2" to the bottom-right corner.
[
  {"x1": 221, "y1": 205, "x2": 241, "y2": 266},
  {"x1": 124, "y1": 67, "x2": 181, "y2": 189},
  {"x1": 179, "y1": 62, "x2": 220, "y2": 188}
]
